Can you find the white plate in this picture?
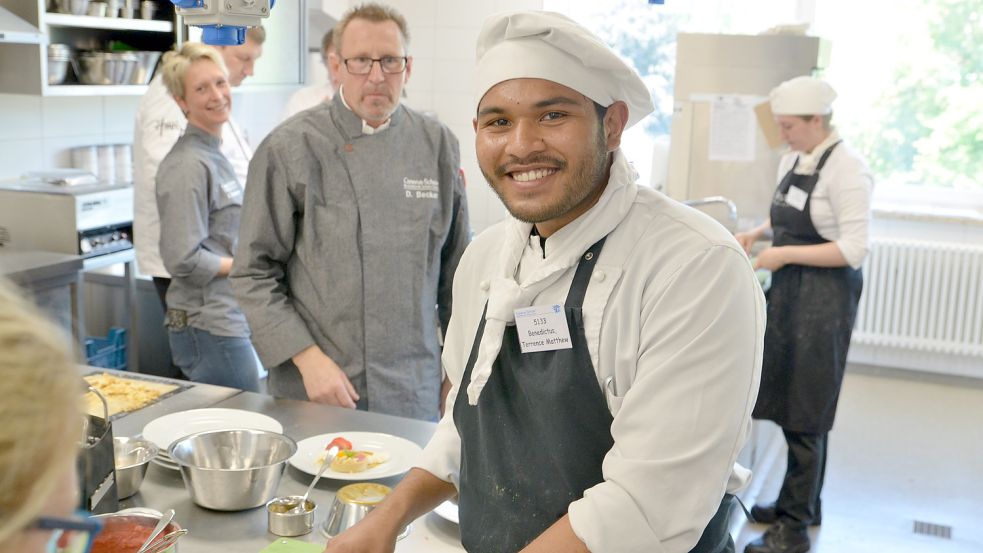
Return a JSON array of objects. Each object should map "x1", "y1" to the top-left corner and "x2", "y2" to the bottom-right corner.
[
  {"x1": 289, "y1": 432, "x2": 423, "y2": 480},
  {"x1": 142, "y1": 408, "x2": 284, "y2": 453},
  {"x1": 433, "y1": 500, "x2": 459, "y2": 524}
]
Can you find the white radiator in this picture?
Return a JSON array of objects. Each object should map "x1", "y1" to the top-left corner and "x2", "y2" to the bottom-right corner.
[{"x1": 853, "y1": 239, "x2": 983, "y2": 357}]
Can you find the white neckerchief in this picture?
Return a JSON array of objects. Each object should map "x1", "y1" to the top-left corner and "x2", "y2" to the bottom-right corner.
[
  {"x1": 465, "y1": 149, "x2": 639, "y2": 405},
  {"x1": 793, "y1": 129, "x2": 840, "y2": 175},
  {"x1": 338, "y1": 85, "x2": 392, "y2": 134}
]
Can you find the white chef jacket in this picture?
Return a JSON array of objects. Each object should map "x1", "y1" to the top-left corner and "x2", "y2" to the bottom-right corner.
[
  {"x1": 279, "y1": 83, "x2": 334, "y2": 122},
  {"x1": 133, "y1": 74, "x2": 253, "y2": 278},
  {"x1": 418, "y1": 150, "x2": 765, "y2": 553},
  {"x1": 778, "y1": 133, "x2": 873, "y2": 269}
]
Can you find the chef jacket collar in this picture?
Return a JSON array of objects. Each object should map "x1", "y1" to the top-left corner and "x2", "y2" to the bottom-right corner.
[{"x1": 336, "y1": 84, "x2": 397, "y2": 136}]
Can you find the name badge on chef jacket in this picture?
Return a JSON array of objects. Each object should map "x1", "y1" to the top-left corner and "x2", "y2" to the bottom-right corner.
[
  {"x1": 513, "y1": 305, "x2": 573, "y2": 353},
  {"x1": 785, "y1": 185, "x2": 809, "y2": 211}
]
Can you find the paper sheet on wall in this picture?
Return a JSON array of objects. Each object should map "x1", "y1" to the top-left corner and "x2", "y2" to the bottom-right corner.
[{"x1": 708, "y1": 96, "x2": 757, "y2": 162}]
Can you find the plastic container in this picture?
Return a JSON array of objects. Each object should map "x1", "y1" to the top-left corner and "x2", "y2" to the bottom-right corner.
[{"x1": 85, "y1": 327, "x2": 127, "y2": 370}]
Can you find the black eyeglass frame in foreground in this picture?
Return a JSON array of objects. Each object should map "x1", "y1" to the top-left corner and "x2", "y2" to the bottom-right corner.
[{"x1": 32, "y1": 512, "x2": 103, "y2": 553}]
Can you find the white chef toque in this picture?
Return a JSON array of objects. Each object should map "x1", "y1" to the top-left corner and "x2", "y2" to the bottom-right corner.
[
  {"x1": 474, "y1": 10, "x2": 655, "y2": 128},
  {"x1": 769, "y1": 76, "x2": 837, "y2": 115}
]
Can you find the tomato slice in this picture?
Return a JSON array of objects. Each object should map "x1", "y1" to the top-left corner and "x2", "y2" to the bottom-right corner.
[{"x1": 327, "y1": 436, "x2": 353, "y2": 451}]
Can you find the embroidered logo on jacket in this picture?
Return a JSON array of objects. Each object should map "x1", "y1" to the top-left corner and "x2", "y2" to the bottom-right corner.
[{"x1": 403, "y1": 177, "x2": 439, "y2": 199}]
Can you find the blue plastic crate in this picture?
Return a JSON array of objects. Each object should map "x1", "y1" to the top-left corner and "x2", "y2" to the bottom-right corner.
[{"x1": 85, "y1": 327, "x2": 127, "y2": 371}]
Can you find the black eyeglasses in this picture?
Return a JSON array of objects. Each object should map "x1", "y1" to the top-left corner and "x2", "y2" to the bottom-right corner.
[
  {"x1": 343, "y1": 56, "x2": 408, "y2": 75},
  {"x1": 32, "y1": 511, "x2": 103, "y2": 553}
]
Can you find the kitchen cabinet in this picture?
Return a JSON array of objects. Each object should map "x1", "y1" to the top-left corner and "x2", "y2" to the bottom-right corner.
[
  {"x1": 0, "y1": 0, "x2": 306, "y2": 96},
  {"x1": 0, "y1": 0, "x2": 178, "y2": 95}
]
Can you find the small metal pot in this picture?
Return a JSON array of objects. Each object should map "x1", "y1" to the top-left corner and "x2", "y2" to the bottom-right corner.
[
  {"x1": 267, "y1": 496, "x2": 316, "y2": 537},
  {"x1": 321, "y1": 483, "x2": 410, "y2": 540},
  {"x1": 113, "y1": 437, "x2": 157, "y2": 499}
]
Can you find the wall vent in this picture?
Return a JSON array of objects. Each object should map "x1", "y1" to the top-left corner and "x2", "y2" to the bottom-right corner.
[{"x1": 913, "y1": 520, "x2": 952, "y2": 539}]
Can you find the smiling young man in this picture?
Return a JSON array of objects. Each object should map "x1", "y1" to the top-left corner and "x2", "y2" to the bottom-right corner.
[
  {"x1": 231, "y1": 3, "x2": 469, "y2": 421},
  {"x1": 324, "y1": 10, "x2": 765, "y2": 553}
]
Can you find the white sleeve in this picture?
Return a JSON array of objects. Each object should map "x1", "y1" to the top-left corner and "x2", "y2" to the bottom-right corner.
[
  {"x1": 568, "y1": 246, "x2": 765, "y2": 553},
  {"x1": 221, "y1": 117, "x2": 252, "y2": 187},
  {"x1": 132, "y1": 77, "x2": 185, "y2": 277},
  {"x1": 825, "y1": 152, "x2": 873, "y2": 269}
]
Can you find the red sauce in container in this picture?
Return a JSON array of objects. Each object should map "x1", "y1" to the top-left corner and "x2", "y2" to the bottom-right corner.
[{"x1": 90, "y1": 517, "x2": 178, "y2": 553}]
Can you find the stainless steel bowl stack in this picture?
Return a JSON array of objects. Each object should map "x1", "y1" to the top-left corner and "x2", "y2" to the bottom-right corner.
[
  {"x1": 129, "y1": 51, "x2": 162, "y2": 85},
  {"x1": 47, "y1": 44, "x2": 72, "y2": 85},
  {"x1": 53, "y1": 0, "x2": 91, "y2": 15},
  {"x1": 168, "y1": 429, "x2": 297, "y2": 511},
  {"x1": 77, "y1": 52, "x2": 139, "y2": 85},
  {"x1": 113, "y1": 437, "x2": 158, "y2": 499}
]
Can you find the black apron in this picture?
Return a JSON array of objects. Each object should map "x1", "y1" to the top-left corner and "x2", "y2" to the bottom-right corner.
[
  {"x1": 753, "y1": 143, "x2": 864, "y2": 433},
  {"x1": 454, "y1": 237, "x2": 734, "y2": 553}
]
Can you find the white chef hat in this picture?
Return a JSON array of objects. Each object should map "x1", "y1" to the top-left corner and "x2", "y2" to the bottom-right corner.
[
  {"x1": 474, "y1": 11, "x2": 654, "y2": 128},
  {"x1": 769, "y1": 76, "x2": 837, "y2": 115}
]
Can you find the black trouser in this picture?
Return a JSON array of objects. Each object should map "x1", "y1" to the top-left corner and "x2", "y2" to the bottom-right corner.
[
  {"x1": 152, "y1": 276, "x2": 170, "y2": 311},
  {"x1": 775, "y1": 430, "x2": 827, "y2": 528}
]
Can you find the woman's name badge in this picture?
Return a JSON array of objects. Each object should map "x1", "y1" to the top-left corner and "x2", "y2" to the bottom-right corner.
[
  {"x1": 514, "y1": 305, "x2": 573, "y2": 353},
  {"x1": 786, "y1": 186, "x2": 808, "y2": 211}
]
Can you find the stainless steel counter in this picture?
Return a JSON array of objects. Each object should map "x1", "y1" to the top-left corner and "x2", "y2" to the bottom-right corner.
[{"x1": 108, "y1": 379, "x2": 464, "y2": 552}]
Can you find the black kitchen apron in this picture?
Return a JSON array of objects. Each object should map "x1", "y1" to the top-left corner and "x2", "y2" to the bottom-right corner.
[
  {"x1": 454, "y1": 237, "x2": 734, "y2": 553},
  {"x1": 752, "y1": 143, "x2": 864, "y2": 433}
]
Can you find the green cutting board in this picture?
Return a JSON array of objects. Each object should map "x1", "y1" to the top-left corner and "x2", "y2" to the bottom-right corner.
[{"x1": 259, "y1": 538, "x2": 325, "y2": 553}]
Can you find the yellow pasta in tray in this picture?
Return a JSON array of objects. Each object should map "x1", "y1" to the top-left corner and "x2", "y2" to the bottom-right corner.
[{"x1": 84, "y1": 372, "x2": 179, "y2": 418}]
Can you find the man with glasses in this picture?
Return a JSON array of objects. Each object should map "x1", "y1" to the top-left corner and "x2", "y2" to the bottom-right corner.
[{"x1": 231, "y1": 3, "x2": 470, "y2": 421}]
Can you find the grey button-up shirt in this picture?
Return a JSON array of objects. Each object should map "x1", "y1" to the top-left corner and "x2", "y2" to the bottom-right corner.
[
  {"x1": 157, "y1": 123, "x2": 248, "y2": 337},
  {"x1": 230, "y1": 95, "x2": 470, "y2": 420}
]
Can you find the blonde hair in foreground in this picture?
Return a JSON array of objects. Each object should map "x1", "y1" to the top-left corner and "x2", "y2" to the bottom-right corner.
[
  {"x1": 0, "y1": 280, "x2": 83, "y2": 547},
  {"x1": 160, "y1": 42, "x2": 229, "y2": 100}
]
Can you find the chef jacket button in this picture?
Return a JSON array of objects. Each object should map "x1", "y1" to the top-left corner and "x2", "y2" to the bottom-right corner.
[
  {"x1": 480, "y1": 280, "x2": 490, "y2": 291},
  {"x1": 593, "y1": 270, "x2": 606, "y2": 282}
]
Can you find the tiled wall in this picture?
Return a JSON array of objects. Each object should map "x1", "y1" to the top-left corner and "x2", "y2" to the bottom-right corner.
[
  {"x1": 0, "y1": 94, "x2": 142, "y2": 178},
  {"x1": 0, "y1": 0, "x2": 543, "y2": 235}
]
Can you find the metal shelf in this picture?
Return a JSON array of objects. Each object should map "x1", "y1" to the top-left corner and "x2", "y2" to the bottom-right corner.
[{"x1": 45, "y1": 13, "x2": 173, "y2": 33}]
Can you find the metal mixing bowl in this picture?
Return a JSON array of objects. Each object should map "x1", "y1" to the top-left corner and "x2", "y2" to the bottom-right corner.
[
  {"x1": 77, "y1": 52, "x2": 139, "y2": 85},
  {"x1": 47, "y1": 44, "x2": 72, "y2": 85},
  {"x1": 321, "y1": 483, "x2": 410, "y2": 540},
  {"x1": 129, "y1": 51, "x2": 162, "y2": 85},
  {"x1": 114, "y1": 436, "x2": 158, "y2": 499},
  {"x1": 168, "y1": 429, "x2": 297, "y2": 511}
]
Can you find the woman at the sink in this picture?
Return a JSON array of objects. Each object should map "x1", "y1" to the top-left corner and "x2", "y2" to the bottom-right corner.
[{"x1": 155, "y1": 43, "x2": 260, "y2": 392}]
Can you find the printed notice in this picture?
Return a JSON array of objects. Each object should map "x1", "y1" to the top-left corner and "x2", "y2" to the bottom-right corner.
[
  {"x1": 513, "y1": 304, "x2": 573, "y2": 354},
  {"x1": 708, "y1": 96, "x2": 756, "y2": 162}
]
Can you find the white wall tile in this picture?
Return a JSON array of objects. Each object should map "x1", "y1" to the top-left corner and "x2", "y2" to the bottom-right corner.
[
  {"x1": 406, "y1": 56, "x2": 435, "y2": 95},
  {"x1": 0, "y1": 95, "x2": 42, "y2": 141},
  {"x1": 432, "y1": 61, "x2": 476, "y2": 95},
  {"x1": 385, "y1": 0, "x2": 437, "y2": 24},
  {"x1": 102, "y1": 96, "x2": 141, "y2": 135},
  {"x1": 41, "y1": 134, "x2": 106, "y2": 170},
  {"x1": 434, "y1": 0, "x2": 497, "y2": 27},
  {"x1": 432, "y1": 92, "x2": 475, "y2": 128},
  {"x1": 41, "y1": 96, "x2": 104, "y2": 137},
  {"x1": 0, "y1": 139, "x2": 44, "y2": 179},
  {"x1": 434, "y1": 27, "x2": 480, "y2": 62},
  {"x1": 495, "y1": 0, "x2": 544, "y2": 12},
  {"x1": 408, "y1": 25, "x2": 436, "y2": 60}
]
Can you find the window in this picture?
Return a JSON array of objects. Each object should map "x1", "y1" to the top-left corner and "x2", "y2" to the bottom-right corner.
[{"x1": 548, "y1": 0, "x2": 982, "y2": 212}]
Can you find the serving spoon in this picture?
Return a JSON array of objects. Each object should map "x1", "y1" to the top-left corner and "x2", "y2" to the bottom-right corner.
[
  {"x1": 290, "y1": 445, "x2": 340, "y2": 514},
  {"x1": 136, "y1": 508, "x2": 175, "y2": 553}
]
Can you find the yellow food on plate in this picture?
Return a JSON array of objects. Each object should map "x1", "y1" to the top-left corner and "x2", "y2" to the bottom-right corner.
[
  {"x1": 84, "y1": 372, "x2": 178, "y2": 418},
  {"x1": 317, "y1": 447, "x2": 391, "y2": 473}
]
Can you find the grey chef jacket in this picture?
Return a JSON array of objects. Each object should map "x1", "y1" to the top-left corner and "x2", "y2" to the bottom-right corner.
[
  {"x1": 230, "y1": 94, "x2": 470, "y2": 420},
  {"x1": 157, "y1": 124, "x2": 248, "y2": 337}
]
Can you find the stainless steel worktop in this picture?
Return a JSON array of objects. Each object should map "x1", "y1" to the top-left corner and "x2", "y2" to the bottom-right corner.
[{"x1": 107, "y1": 376, "x2": 464, "y2": 552}]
